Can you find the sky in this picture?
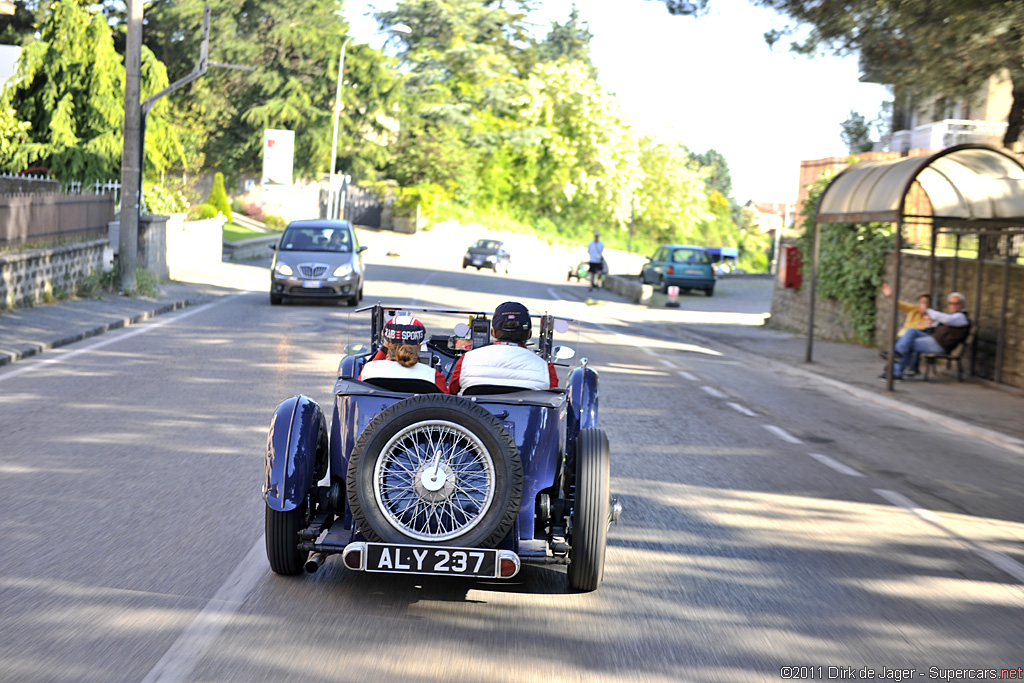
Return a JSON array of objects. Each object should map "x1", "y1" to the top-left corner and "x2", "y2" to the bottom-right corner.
[{"x1": 344, "y1": 0, "x2": 890, "y2": 205}]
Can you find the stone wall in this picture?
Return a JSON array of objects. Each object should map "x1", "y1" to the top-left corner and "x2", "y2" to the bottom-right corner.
[
  {"x1": 0, "y1": 239, "x2": 106, "y2": 309},
  {"x1": 768, "y1": 273, "x2": 861, "y2": 342}
]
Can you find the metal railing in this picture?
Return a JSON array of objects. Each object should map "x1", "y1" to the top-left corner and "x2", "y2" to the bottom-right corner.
[{"x1": 879, "y1": 119, "x2": 1009, "y2": 153}]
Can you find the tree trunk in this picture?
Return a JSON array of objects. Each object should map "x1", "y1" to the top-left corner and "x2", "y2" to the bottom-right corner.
[{"x1": 1002, "y1": 68, "x2": 1024, "y2": 147}]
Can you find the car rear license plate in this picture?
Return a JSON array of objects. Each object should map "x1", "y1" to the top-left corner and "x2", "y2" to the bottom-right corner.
[
  {"x1": 472, "y1": 258, "x2": 484, "y2": 265},
  {"x1": 684, "y1": 268, "x2": 703, "y2": 275},
  {"x1": 364, "y1": 543, "x2": 498, "y2": 577},
  {"x1": 301, "y1": 280, "x2": 323, "y2": 288}
]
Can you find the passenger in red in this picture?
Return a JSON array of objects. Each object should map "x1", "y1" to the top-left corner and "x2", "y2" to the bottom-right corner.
[
  {"x1": 359, "y1": 316, "x2": 448, "y2": 393},
  {"x1": 448, "y1": 301, "x2": 558, "y2": 395}
]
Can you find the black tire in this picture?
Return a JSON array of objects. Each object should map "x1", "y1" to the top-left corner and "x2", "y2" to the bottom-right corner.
[
  {"x1": 265, "y1": 501, "x2": 308, "y2": 575},
  {"x1": 568, "y1": 428, "x2": 610, "y2": 592},
  {"x1": 270, "y1": 292, "x2": 283, "y2": 305},
  {"x1": 704, "y1": 288, "x2": 714, "y2": 297},
  {"x1": 347, "y1": 395, "x2": 523, "y2": 548},
  {"x1": 659, "y1": 278, "x2": 668, "y2": 295}
]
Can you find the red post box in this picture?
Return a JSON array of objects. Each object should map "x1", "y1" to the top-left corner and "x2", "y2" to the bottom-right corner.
[{"x1": 778, "y1": 245, "x2": 802, "y2": 289}]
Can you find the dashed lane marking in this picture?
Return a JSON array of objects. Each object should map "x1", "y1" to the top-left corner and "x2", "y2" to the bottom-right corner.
[
  {"x1": 701, "y1": 385, "x2": 727, "y2": 399},
  {"x1": 658, "y1": 358, "x2": 677, "y2": 368},
  {"x1": 763, "y1": 425, "x2": 804, "y2": 444},
  {"x1": 873, "y1": 489, "x2": 944, "y2": 523},
  {"x1": 726, "y1": 402, "x2": 757, "y2": 417},
  {"x1": 807, "y1": 452, "x2": 865, "y2": 477},
  {"x1": 677, "y1": 370, "x2": 698, "y2": 381}
]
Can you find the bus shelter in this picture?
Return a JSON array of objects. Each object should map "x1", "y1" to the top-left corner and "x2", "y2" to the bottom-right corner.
[{"x1": 807, "y1": 144, "x2": 1024, "y2": 392}]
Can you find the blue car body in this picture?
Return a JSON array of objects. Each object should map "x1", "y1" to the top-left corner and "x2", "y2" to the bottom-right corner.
[{"x1": 262, "y1": 304, "x2": 617, "y2": 590}]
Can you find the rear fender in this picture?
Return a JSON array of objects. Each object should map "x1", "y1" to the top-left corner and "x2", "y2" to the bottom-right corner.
[
  {"x1": 264, "y1": 395, "x2": 328, "y2": 512},
  {"x1": 566, "y1": 364, "x2": 599, "y2": 470}
]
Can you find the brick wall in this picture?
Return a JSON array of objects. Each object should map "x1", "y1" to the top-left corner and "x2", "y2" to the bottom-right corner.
[{"x1": 0, "y1": 239, "x2": 107, "y2": 309}]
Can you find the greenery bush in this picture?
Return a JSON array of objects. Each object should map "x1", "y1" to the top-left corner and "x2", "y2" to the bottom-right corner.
[
  {"x1": 144, "y1": 184, "x2": 190, "y2": 214},
  {"x1": 205, "y1": 172, "x2": 232, "y2": 219},
  {"x1": 263, "y1": 213, "x2": 286, "y2": 229},
  {"x1": 797, "y1": 171, "x2": 892, "y2": 343},
  {"x1": 197, "y1": 203, "x2": 220, "y2": 219}
]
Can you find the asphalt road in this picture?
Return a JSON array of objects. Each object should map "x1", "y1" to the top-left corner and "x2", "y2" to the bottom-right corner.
[{"x1": 1, "y1": 260, "x2": 1022, "y2": 683}]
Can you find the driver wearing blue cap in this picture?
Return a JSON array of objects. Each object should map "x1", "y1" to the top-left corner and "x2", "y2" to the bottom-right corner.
[{"x1": 448, "y1": 301, "x2": 558, "y2": 395}]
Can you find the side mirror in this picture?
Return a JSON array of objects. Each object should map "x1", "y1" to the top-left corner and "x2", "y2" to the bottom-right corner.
[
  {"x1": 553, "y1": 346, "x2": 575, "y2": 361},
  {"x1": 553, "y1": 318, "x2": 570, "y2": 334},
  {"x1": 344, "y1": 342, "x2": 368, "y2": 356},
  {"x1": 453, "y1": 322, "x2": 470, "y2": 337},
  {"x1": 358, "y1": 245, "x2": 368, "y2": 253},
  {"x1": 270, "y1": 243, "x2": 277, "y2": 250}
]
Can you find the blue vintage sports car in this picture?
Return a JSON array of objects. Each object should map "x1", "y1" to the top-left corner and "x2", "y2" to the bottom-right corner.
[{"x1": 262, "y1": 303, "x2": 621, "y2": 591}]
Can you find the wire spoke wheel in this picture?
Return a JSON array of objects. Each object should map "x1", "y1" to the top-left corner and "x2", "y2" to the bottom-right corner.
[
  {"x1": 348, "y1": 395, "x2": 522, "y2": 548},
  {"x1": 374, "y1": 420, "x2": 495, "y2": 542}
]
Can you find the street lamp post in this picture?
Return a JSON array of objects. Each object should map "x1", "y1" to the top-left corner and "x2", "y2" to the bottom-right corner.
[{"x1": 327, "y1": 23, "x2": 411, "y2": 220}]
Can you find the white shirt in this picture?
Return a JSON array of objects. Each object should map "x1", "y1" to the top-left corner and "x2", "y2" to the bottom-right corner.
[
  {"x1": 456, "y1": 342, "x2": 551, "y2": 394},
  {"x1": 588, "y1": 239, "x2": 604, "y2": 262},
  {"x1": 360, "y1": 359, "x2": 438, "y2": 383}
]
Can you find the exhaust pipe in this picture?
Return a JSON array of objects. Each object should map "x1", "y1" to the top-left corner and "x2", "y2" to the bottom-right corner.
[{"x1": 305, "y1": 552, "x2": 328, "y2": 573}]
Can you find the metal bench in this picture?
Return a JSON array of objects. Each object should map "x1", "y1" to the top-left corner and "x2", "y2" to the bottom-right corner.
[{"x1": 922, "y1": 326, "x2": 975, "y2": 382}]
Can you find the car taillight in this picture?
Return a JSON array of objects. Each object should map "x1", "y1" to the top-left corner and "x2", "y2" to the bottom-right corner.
[
  {"x1": 342, "y1": 543, "x2": 365, "y2": 570},
  {"x1": 497, "y1": 550, "x2": 520, "y2": 578},
  {"x1": 667, "y1": 266, "x2": 675, "y2": 275}
]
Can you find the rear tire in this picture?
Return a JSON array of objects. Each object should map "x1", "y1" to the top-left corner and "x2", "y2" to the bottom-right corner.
[
  {"x1": 704, "y1": 288, "x2": 714, "y2": 297},
  {"x1": 659, "y1": 278, "x2": 668, "y2": 295},
  {"x1": 347, "y1": 395, "x2": 523, "y2": 548},
  {"x1": 567, "y1": 428, "x2": 611, "y2": 592},
  {"x1": 266, "y1": 501, "x2": 308, "y2": 575}
]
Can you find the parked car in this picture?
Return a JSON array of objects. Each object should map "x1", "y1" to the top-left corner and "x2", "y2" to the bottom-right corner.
[
  {"x1": 270, "y1": 219, "x2": 366, "y2": 306},
  {"x1": 462, "y1": 239, "x2": 511, "y2": 273},
  {"x1": 262, "y1": 303, "x2": 622, "y2": 591},
  {"x1": 567, "y1": 259, "x2": 608, "y2": 286},
  {"x1": 639, "y1": 244, "x2": 716, "y2": 296}
]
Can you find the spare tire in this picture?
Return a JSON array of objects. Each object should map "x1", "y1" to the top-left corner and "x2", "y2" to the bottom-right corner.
[{"x1": 346, "y1": 395, "x2": 523, "y2": 548}]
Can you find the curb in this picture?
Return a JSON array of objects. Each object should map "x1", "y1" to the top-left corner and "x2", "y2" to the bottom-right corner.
[{"x1": 0, "y1": 299, "x2": 193, "y2": 368}]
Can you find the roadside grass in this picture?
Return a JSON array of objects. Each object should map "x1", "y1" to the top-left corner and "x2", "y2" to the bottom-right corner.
[{"x1": 223, "y1": 222, "x2": 282, "y2": 242}]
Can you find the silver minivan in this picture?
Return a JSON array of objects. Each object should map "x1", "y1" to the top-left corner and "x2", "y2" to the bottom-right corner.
[{"x1": 270, "y1": 220, "x2": 366, "y2": 305}]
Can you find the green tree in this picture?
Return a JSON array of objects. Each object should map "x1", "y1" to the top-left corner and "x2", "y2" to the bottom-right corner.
[
  {"x1": 840, "y1": 110, "x2": 873, "y2": 153},
  {"x1": 144, "y1": 0, "x2": 403, "y2": 179},
  {"x1": 1, "y1": 0, "x2": 180, "y2": 180},
  {"x1": 536, "y1": 5, "x2": 594, "y2": 72},
  {"x1": 205, "y1": 171, "x2": 232, "y2": 219}
]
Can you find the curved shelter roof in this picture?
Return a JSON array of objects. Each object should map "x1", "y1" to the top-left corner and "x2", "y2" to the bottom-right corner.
[{"x1": 816, "y1": 144, "x2": 1024, "y2": 227}]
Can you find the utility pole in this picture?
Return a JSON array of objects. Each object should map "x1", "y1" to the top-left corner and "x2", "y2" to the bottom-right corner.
[{"x1": 118, "y1": 0, "x2": 142, "y2": 293}]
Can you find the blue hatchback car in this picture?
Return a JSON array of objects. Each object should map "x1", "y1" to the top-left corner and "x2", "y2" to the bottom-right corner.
[{"x1": 639, "y1": 244, "x2": 716, "y2": 296}]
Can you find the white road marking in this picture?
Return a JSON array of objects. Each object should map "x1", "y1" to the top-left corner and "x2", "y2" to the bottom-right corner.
[
  {"x1": 0, "y1": 298, "x2": 235, "y2": 384},
  {"x1": 763, "y1": 425, "x2": 804, "y2": 444},
  {"x1": 807, "y1": 452, "x2": 865, "y2": 477},
  {"x1": 677, "y1": 370, "x2": 698, "y2": 381},
  {"x1": 974, "y1": 549, "x2": 1024, "y2": 584},
  {"x1": 658, "y1": 358, "x2": 677, "y2": 368},
  {"x1": 872, "y1": 489, "x2": 944, "y2": 523},
  {"x1": 726, "y1": 402, "x2": 757, "y2": 417},
  {"x1": 701, "y1": 386, "x2": 727, "y2": 399},
  {"x1": 141, "y1": 538, "x2": 267, "y2": 682},
  {"x1": 872, "y1": 489, "x2": 1024, "y2": 585}
]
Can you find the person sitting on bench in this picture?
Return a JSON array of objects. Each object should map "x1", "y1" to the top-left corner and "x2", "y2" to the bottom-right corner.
[
  {"x1": 882, "y1": 292, "x2": 970, "y2": 380},
  {"x1": 360, "y1": 315, "x2": 448, "y2": 393},
  {"x1": 448, "y1": 301, "x2": 558, "y2": 395}
]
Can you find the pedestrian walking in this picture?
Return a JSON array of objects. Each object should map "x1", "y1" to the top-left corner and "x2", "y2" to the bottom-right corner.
[{"x1": 587, "y1": 232, "x2": 604, "y2": 291}]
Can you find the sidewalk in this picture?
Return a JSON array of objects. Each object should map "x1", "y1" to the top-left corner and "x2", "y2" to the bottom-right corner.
[{"x1": 3, "y1": 261, "x2": 1023, "y2": 457}]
